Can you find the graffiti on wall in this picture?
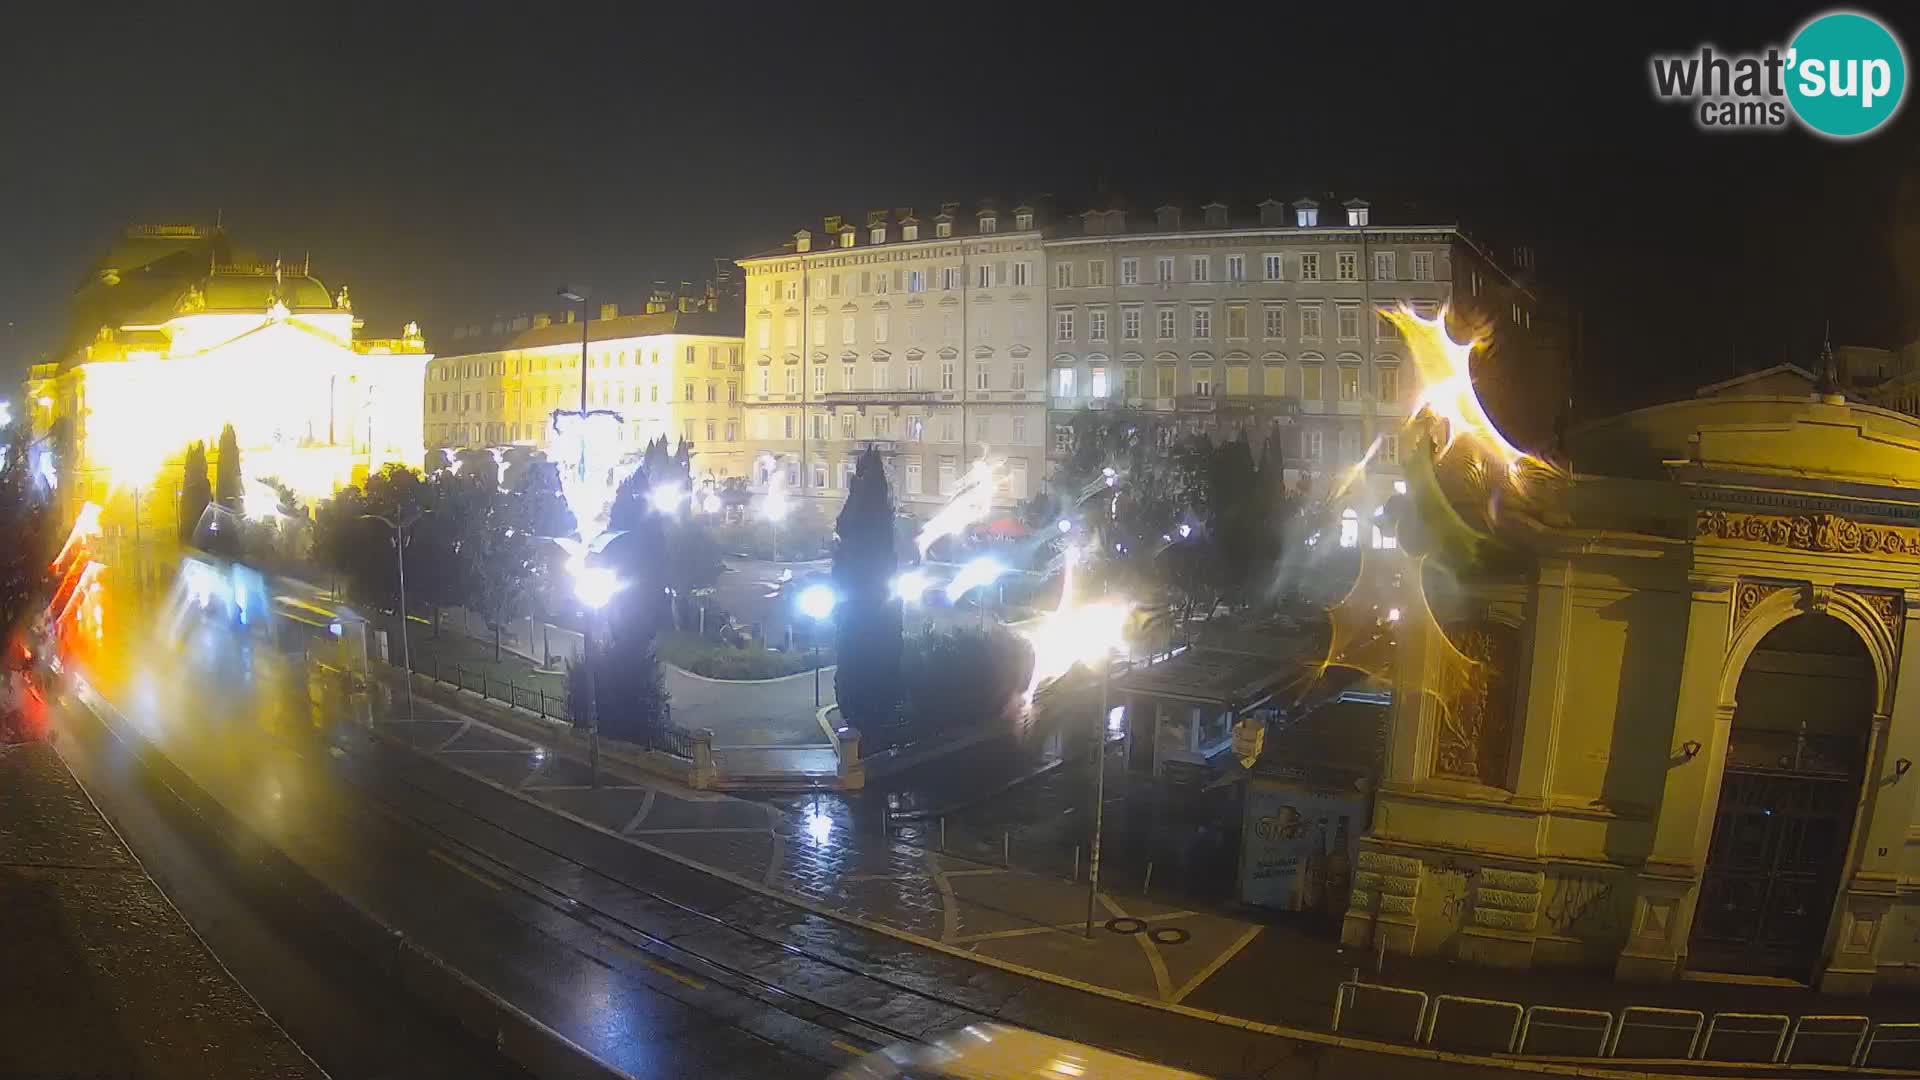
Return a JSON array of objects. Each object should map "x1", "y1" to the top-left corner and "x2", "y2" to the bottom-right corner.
[{"x1": 1541, "y1": 874, "x2": 1628, "y2": 942}]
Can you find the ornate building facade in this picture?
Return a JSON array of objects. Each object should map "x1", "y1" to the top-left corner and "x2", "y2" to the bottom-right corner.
[
  {"x1": 1351, "y1": 384, "x2": 1920, "y2": 992},
  {"x1": 426, "y1": 286, "x2": 747, "y2": 482},
  {"x1": 29, "y1": 224, "x2": 428, "y2": 544}
]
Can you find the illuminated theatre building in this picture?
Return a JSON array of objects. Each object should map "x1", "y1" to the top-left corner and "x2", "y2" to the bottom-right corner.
[
  {"x1": 28, "y1": 224, "x2": 428, "y2": 544},
  {"x1": 1348, "y1": 347, "x2": 1920, "y2": 991}
]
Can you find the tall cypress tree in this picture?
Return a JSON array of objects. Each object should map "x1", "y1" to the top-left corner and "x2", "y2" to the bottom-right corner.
[
  {"x1": 215, "y1": 424, "x2": 243, "y2": 510},
  {"x1": 833, "y1": 447, "x2": 902, "y2": 730},
  {"x1": 178, "y1": 441, "x2": 212, "y2": 544}
]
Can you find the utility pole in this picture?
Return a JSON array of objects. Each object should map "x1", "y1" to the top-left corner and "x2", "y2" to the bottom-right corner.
[
  {"x1": 1085, "y1": 649, "x2": 1110, "y2": 936},
  {"x1": 362, "y1": 508, "x2": 424, "y2": 723}
]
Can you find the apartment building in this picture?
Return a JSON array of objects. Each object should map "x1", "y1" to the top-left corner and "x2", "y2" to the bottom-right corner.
[
  {"x1": 1044, "y1": 197, "x2": 1562, "y2": 540},
  {"x1": 736, "y1": 202, "x2": 1050, "y2": 513},
  {"x1": 427, "y1": 285, "x2": 748, "y2": 480}
]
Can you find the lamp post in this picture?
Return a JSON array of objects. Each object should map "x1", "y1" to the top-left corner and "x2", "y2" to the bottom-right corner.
[
  {"x1": 361, "y1": 508, "x2": 425, "y2": 723},
  {"x1": 573, "y1": 564, "x2": 621, "y2": 789},
  {"x1": 558, "y1": 287, "x2": 592, "y2": 482},
  {"x1": 797, "y1": 583, "x2": 836, "y2": 708}
]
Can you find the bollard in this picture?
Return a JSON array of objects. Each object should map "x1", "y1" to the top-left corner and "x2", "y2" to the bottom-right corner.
[
  {"x1": 940, "y1": 817, "x2": 947, "y2": 851},
  {"x1": 1143, "y1": 861, "x2": 1154, "y2": 895},
  {"x1": 1003, "y1": 831, "x2": 1010, "y2": 868},
  {"x1": 1072, "y1": 845, "x2": 1080, "y2": 883}
]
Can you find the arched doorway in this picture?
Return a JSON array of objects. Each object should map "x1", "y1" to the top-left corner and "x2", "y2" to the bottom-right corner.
[{"x1": 1689, "y1": 613, "x2": 1875, "y2": 980}]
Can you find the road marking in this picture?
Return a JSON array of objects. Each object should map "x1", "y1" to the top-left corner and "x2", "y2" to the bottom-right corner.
[
  {"x1": 608, "y1": 941, "x2": 707, "y2": 991},
  {"x1": 431, "y1": 720, "x2": 473, "y2": 751},
  {"x1": 428, "y1": 848, "x2": 503, "y2": 892},
  {"x1": 952, "y1": 909, "x2": 1197, "y2": 945},
  {"x1": 1171, "y1": 924, "x2": 1262, "y2": 1004},
  {"x1": 941, "y1": 867, "x2": 1006, "y2": 877},
  {"x1": 832, "y1": 1040, "x2": 866, "y2": 1055},
  {"x1": 926, "y1": 849, "x2": 961, "y2": 943},
  {"x1": 1101, "y1": 894, "x2": 1172, "y2": 1001},
  {"x1": 631, "y1": 826, "x2": 770, "y2": 835},
  {"x1": 621, "y1": 789, "x2": 657, "y2": 833}
]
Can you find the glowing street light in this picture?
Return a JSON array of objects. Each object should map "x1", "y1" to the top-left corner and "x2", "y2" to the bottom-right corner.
[
  {"x1": 573, "y1": 565, "x2": 622, "y2": 609},
  {"x1": 795, "y1": 582, "x2": 837, "y2": 706},
  {"x1": 648, "y1": 482, "x2": 687, "y2": 515},
  {"x1": 890, "y1": 568, "x2": 931, "y2": 605}
]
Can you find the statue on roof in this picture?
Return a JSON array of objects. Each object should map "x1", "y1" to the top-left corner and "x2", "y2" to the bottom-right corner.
[
  {"x1": 403, "y1": 320, "x2": 422, "y2": 341},
  {"x1": 334, "y1": 284, "x2": 351, "y2": 311},
  {"x1": 177, "y1": 284, "x2": 206, "y2": 314}
]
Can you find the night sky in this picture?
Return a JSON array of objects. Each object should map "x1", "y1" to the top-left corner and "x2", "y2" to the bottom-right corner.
[{"x1": 3, "y1": 2, "x2": 1916, "y2": 417}]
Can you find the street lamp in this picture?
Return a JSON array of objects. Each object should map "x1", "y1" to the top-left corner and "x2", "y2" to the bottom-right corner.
[
  {"x1": 361, "y1": 507, "x2": 426, "y2": 723},
  {"x1": 573, "y1": 563, "x2": 622, "y2": 789},
  {"x1": 797, "y1": 582, "x2": 837, "y2": 707}
]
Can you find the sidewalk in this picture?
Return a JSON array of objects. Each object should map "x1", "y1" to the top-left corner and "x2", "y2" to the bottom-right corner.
[
  {"x1": 390, "y1": 678, "x2": 1920, "y2": 1056},
  {"x1": 0, "y1": 740, "x2": 323, "y2": 1080}
]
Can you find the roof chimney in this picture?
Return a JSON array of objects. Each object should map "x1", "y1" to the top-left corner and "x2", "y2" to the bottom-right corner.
[
  {"x1": 677, "y1": 282, "x2": 695, "y2": 313},
  {"x1": 824, "y1": 215, "x2": 843, "y2": 235}
]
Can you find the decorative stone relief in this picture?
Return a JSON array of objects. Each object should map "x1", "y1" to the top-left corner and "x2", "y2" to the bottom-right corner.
[
  {"x1": 1472, "y1": 868, "x2": 1544, "y2": 932},
  {"x1": 1838, "y1": 586, "x2": 1902, "y2": 644},
  {"x1": 1734, "y1": 579, "x2": 1797, "y2": 636},
  {"x1": 1699, "y1": 509, "x2": 1920, "y2": 558},
  {"x1": 1433, "y1": 621, "x2": 1517, "y2": 785},
  {"x1": 1350, "y1": 851, "x2": 1420, "y2": 917}
]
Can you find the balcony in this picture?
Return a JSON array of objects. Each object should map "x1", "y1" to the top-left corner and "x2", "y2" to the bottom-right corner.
[
  {"x1": 1176, "y1": 394, "x2": 1303, "y2": 419},
  {"x1": 821, "y1": 389, "x2": 934, "y2": 405}
]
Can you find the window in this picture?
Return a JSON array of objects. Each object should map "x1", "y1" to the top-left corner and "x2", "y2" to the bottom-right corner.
[
  {"x1": 1055, "y1": 309, "x2": 1075, "y2": 342},
  {"x1": 1056, "y1": 263, "x2": 1073, "y2": 288},
  {"x1": 872, "y1": 361, "x2": 889, "y2": 390},
  {"x1": 902, "y1": 361, "x2": 920, "y2": 389},
  {"x1": 1090, "y1": 367, "x2": 1109, "y2": 398},
  {"x1": 1055, "y1": 367, "x2": 1076, "y2": 398},
  {"x1": 728, "y1": 380, "x2": 738, "y2": 402},
  {"x1": 908, "y1": 270, "x2": 926, "y2": 292},
  {"x1": 1191, "y1": 307, "x2": 1211, "y2": 340},
  {"x1": 784, "y1": 415, "x2": 795, "y2": 439},
  {"x1": 1054, "y1": 424, "x2": 1074, "y2": 453},
  {"x1": 1381, "y1": 434, "x2": 1399, "y2": 465},
  {"x1": 1227, "y1": 305, "x2": 1248, "y2": 339},
  {"x1": 786, "y1": 366, "x2": 801, "y2": 394},
  {"x1": 1378, "y1": 367, "x2": 1399, "y2": 403},
  {"x1": 1157, "y1": 367, "x2": 1176, "y2": 397},
  {"x1": 813, "y1": 366, "x2": 826, "y2": 394},
  {"x1": 684, "y1": 381, "x2": 695, "y2": 402},
  {"x1": 1411, "y1": 251, "x2": 1435, "y2": 280},
  {"x1": 1189, "y1": 256, "x2": 1210, "y2": 282},
  {"x1": 1303, "y1": 365, "x2": 1324, "y2": 400},
  {"x1": 976, "y1": 364, "x2": 990, "y2": 390},
  {"x1": 906, "y1": 415, "x2": 924, "y2": 441},
  {"x1": 1339, "y1": 429, "x2": 1358, "y2": 463},
  {"x1": 813, "y1": 460, "x2": 829, "y2": 488},
  {"x1": 1336, "y1": 252, "x2": 1358, "y2": 281},
  {"x1": 1013, "y1": 262, "x2": 1031, "y2": 287},
  {"x1": 874, "y1": 312, "x2": 889, "y2": 342},
  {"x1": 842, "y1": 413, "x2": 856, "y2": 439},
  {"x1": 841, "y1": 316, "x2": 856, "y2": 345},
  {"x1": 707, "y1": 383, "x2": 717, "y2": 403},
  {"x1": 1156, "y1": 256, "x2": 1174, "y2": 283},
  {"x1": 1120, "y1": 257, "x2": 1139, "y2": 285},
  {"x1": 1122, "y1": 307, "x2": 1142, "y2": 341},
  {"x1": 1374, "y1": 252, "x2": 1395, "y2": 280},
  {"x1": 706, "y1": 419, "x2": 717, "y2": 442},
  {"x1": 976, "y1": 264, "x2": 992, "y2": 289},
  {"x1": 1299, "y1": 253, "x2": 1320, "y2": 281},
  {"x1": 1297, "y1": 206, "x2": 1319, "y2": 227},
  {"x1": 1340, "y1": 366, "x2": 1361, "y2": 401},
  {"x1": 654, "y1": 383, "x2": 663, "y2": 401},
  {"x1": 1375, "y1": 310, "x2": 1398, "y2": 340},
  {"x1": 1192, "y1": 369, "x2": 1212, "y2": 397},
  {"x1": 812, "y1": 413, "x2": 828, "y2": 440},
  {"x1": 843, "y1": 362, "x2": 857, "y2": 390},
  {"x1": 1337, "y1": 306, "x2": 1361, "y2": 340},
  {"x1": 1088, "y1": 260, "x2": 1106, "y2": 287},
  {"x1": 940, "y1": 415, "x2": 956, "y2": 443},
  {"x1": 939, "y1": 458, "x2": 957, "y2": 494},
  {"x1": 1339, "y1": 508, "x2": 1359, "y2": 547},
  {"x1": 1263, "y1": 305, "x2": 1285, "y2": 340},
  {"x1": 1263, "y1": 253, "x2": 1283, "y2": 281},
  {"x1": 877, "y1": 272, "x2": 890, "y2": 294},
  {"x1": 757, "y1": 320, "x2": 772, "y2": 348},
  {"x1": 903, "y1": 223, "x2": 919, "y2": 241},
  {"x1": 1157, "y1": 307, "x2": 1176, "y2": 339},
  {"x1": 980, "y1": 215, "x2": 997, "y2": 234},
  {"x1": 941, "y1": 267, "x2": 961, "y2": 290},
  {"x1": 906, "y1": 460, "x2": 923, "y2": 493},
  {"x1": 1306, "y1": 429, "x2": 1324, "y2": 461},
  {"x1": 974, "y1": 414, "x2": 989, "y2": 444},
  {"x1": 1089, "y1": 309, "x2": 1108, "y2": 342},
  {"x1": 941, "y1": 361, "x2": 955, "y2": 390},
  {"x1": 936, "y1": 220, "x2": 952, "y2": 238},
  {"x1": 1226, "y1": 255, "x2": 1246, "y2": 282},
  {"x1": 1123, "y1": 366, "x2": 1140, "y2": 399},
  {"x1": 784, "y1": 318, "x2": 800, "y2": 347},
  {"x1": 1010, "y1": 360, "x2": 1026, "y2": 389},
  {"x1": 829, "y1": 273, "x2": 842, "y2": 297},
  {"x1": 1300, "y1": 305, "x2": 1323, "y2": 340}
]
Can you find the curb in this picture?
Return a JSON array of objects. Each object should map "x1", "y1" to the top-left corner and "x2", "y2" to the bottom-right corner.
[
  {"x1": 70, "y1": 681, "x2": 639, "y2": 1080},
  {"x1": 888, "y1": 752, "x2": 1069, "y2": 821},
  {"x1": 665, "y1": 661, "x2": 836, "y2": 686}
]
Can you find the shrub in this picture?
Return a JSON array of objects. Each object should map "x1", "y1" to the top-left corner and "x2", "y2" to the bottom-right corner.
[
  {"x1": 656, "y1": 630, "x2": 832, "y2": 680},
  {"x1": 899, "y1": 625, "x2": 1035, "y2": 735}
]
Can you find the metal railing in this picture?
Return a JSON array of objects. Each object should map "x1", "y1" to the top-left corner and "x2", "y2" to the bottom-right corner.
[
  {"x1": 1330, "y1": 980, "x2": 1910, "y2": 1068},
  {"x1": 417, "y1": 657, "x2": 697, "y2": 762}
]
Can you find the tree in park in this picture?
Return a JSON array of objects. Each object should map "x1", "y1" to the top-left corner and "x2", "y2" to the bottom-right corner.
[
  {"x1": 215, "y1": 424, "x2": 243, "y2": 511},
  {"x1": 0, "y1": 425, "x2": 54, "y2": 640},
  {"x1": 177, "y1": 441, "x2": 212, "y2": 545},
  {"x1": 575, "y1": 465, "x2": 671, "y2": 740},
  {"x1": 833, "y1": 447, "x2": 902, "y2": 730}
]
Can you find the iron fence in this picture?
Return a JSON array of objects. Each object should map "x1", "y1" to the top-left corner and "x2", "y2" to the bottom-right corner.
[{"x1": 424, "y1": 656, "x2": 572, "y2": 723}]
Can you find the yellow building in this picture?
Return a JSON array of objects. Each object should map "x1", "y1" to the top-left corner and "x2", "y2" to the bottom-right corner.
[
  {"x1": 1349, "y1": 374, "x2": 1920, "y2": 993},
  {"x1": 427, "y1": 287, "x2": 746, "y2": 482},
  {"x1": 29, "y1": 224, "x2": 428, "y2": 545}
]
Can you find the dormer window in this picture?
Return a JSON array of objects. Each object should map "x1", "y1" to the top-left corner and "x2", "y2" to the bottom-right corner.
[
  {"x1": 1296, "y1": 206, "x2": 1319, "y2": 227},
  {"x1": 795, "y1": 229, "x2": 813, "y2": 253},
  {"x1": 1344, "y1": 199, "x2": 1371, "y2": 227},
  {"x1": 1203, "y1": 203, "x2": 1228, "y2": 228},
  {"x1": 903, "y1": 223, "x2": 919, "y2": 241},
  {"x1": 1015, "y1": 211, "x2": 1033, "y2": 230},
  {"x1": 871, "y1": 226, "x2": 887, "y2": 244},
  {"x1": 935, "y1": 220, "x2": 952, "y2": 238},
  {"x1": 840, "y1": 228, "x2": 856, "y2": 249},
  {"x1": 979, "y1": 214, "x2": 998, "y2": 234}
]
